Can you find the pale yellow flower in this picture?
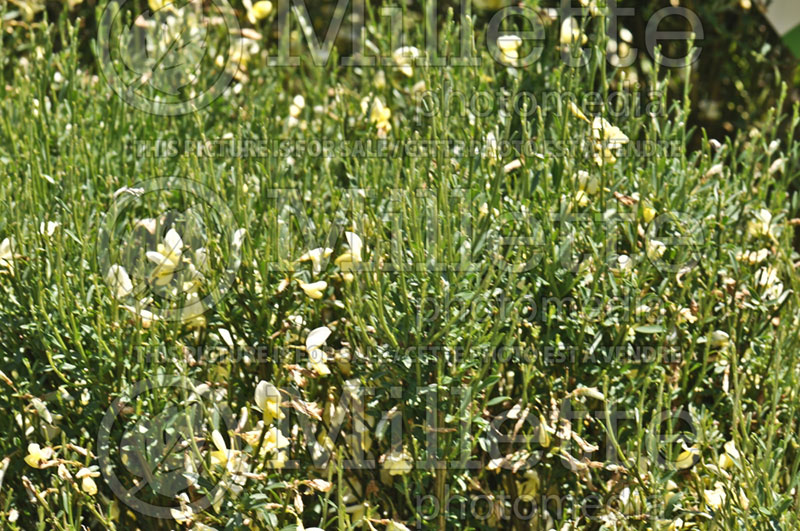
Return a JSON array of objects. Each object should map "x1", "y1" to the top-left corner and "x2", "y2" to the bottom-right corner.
[
  {"x1": 169, "y1": 493, "x2": 193, "y2": 524},
  {"x1": 718, "y1": 440, "x2": 740, "y2": 469},
  {"x1": 677, "y1": 307, "x2": 697, "y2": 324},
  {"x1": 298, "y1": 247, "x2": 332, "y2": 275},
  {"x1": 569, "y1": 101, "x2": 590, "y2": 123},
  {"x1": 736, "y1": 248, "x2": 769, "y2": 265},
  {"x1": 298, "y1": 279, "x2": 327, "y2": 299},
  {"x1": 497, "y1": 35, "x2": 522, "y2": 66},
  {"x1": 384, "y1": 448, "x2": 413, "y2": 476},
  {"x1": 675, "y1": 446, "x2": 699, "y2": 470},
  {"x1": 755, "y1": 266, "x2": 784, "y2": 300},
  {"x1": 392, "y1": 46, "x2": 421, "y2": 77},
  {"x1": 747, "y1": 209, "x2": 774, "y2": 239},
  {"x1": 24, "y1": 443, "x2": 54, "y2": 468},
  {"x1": 39, "y1": 221, "x2": 60, "y2": 237},
  {"x1": 592, "y1": 116, "x2": 629, "y2": 165},
  {"x1": 710, "y1": 330, "x2": 730, "y2": 349},
  {"x1": 146, "y1": 228, "x2": 183, "y2": 286},
  {"x1": 334, "y1": 232, "x2": 363, "y2": 274},
  {"x1": 361, "y1": 96, "x2": 392, "y2": 136},
  {"x1": 181, "y1": 293, "x2": 206, "y2": 329},
  {"x1": 261, "y1": 426, "x2": 290, "y2": 454},
  {"x1": 306, "y1": 326, "x2": 332, "y2": 376},
  {"x1": 703, "y1": 483, "x2": 726, "y2": 510},
  {"x1": 576, "y1": 170, "x2": 599, "y2": 195},
  {"x1": 148, "y1": 0, "x2": 173, "y2": 11},
  {"x1": 245, "y1": 0, "x2": 272, "y2": 24},
  {"x1": 0, "y1": 237, "x2": 15, "y2": 271},
  {"x1": 254, "y1": 381, "x2": 285, "y2": 423},
  {"x1": 646, "y1": 239, "x2": 666, "y2": 261},
  {"x1": 642, "y1": 205, "x2": 656, "y2": 224},
  {"x1": 75, "y1": 467, "x2": 100, "y2": 496},
  {"x1": 560, "y1": 17, "x2": 588, "y2": 46},
  {"x1": 106, "y1": 264, "x2": 133, "y2": 299}
]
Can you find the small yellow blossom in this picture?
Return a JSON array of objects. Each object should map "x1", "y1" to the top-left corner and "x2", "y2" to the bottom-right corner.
[
  {"x1": 497, "y1": 35, "x2": 522, "y2": 66},
  {"x1": 576, "y1": 170, "x2": 599, "y2": 195},
  {"x1": 569, "y1": 101, "x2": 590, "y2": 123},
  {"x1": 298, "y1": 279, "x2": 327, "y2": 299},
  {"x1": 146, "y1": 228, "x2": 183, "y2": 286},
  {"x1": 747, "y1": 209, "x2": 774, "y2": 239},
  {"x1": 392, "y1": 46, "x2": 421, "y2": 77},
  {"x1": 298, "y1": 247, "x2": 332, "y2": 275},
  {"x1": 646, "y1": 239, "x2": 666, "y2": 261},
  {"x1": 718, "y1": 440, "x2": 740, "y2": 469},
  {"x1": 181, "y1": 293, "x2": 206, "y2": 329},
  {"x1": 710, "y1": 330, "x2": 730, "y2": 349},
  {"x1": 75, "y1": 467, "x2": 100, "y2": 496},
  {"x1": 306, "y1": 326, "x2": 332, "y2": 376},
  {"x1": 24, "y1": 443, "x2": 54, "y2": 468},
  {"x1": 334, "y1": 231, "x2": 363, "y2": 275},
  {"x1": 560, "y1": 17, "x2": 588, "y2": 46},
  {"x1": 106, "y1": 264, "x2": 133, "y2": 299},
  {"x1": 254, "y1": 381, "x2": 285, "y2": 423},
  {"x1": 675, "y1": 446, "x2": 699, "y2": 470},
  {"x1": 677, "y1": 307, "x2": 697, "y2": 324},
  {"x1": 591, "y1": 116, "x2": 629, "y2": 165},
  {"x1": 362, "y1": 96, "x2": 392, "y2": 137},
  {"x1": 245, "y1": 0, "x2": 272, "y2": 24},
  {"x1": 384, "y1": 448, "x2": 413, "y2": 476},
  {"x1": 736, "y1": 248, "x2": 769, "y2": 264},
  {"x1": 0, "y1": 237, "x2": 16, "y2": 271},
  {"x1": 148, "y1": 0, "x2": 173, "y2": 12},
  {"x1": 642, "y1": 205, "x2": 656, "y2": 224},
  {"x1": 703, "y1": 483, "x2": 726, "y2": 510}
]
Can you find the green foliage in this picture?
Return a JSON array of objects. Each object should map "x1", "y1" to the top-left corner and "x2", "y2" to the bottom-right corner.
[{"x1": 0, "y1": 0, "x2": 799, "y2": 529}]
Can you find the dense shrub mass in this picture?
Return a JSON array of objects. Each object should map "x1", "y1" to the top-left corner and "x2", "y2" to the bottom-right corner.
[{"x1": 1, "y1": 0, "x2": 799, "y2": 529}]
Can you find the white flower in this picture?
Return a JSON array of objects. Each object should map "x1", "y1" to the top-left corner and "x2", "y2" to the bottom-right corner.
[
  {"x1": 181, "y1": 293, "x2": 206, "y2": 328},
  {"x1": 392, "y1": 46, "x2": 421, "y2": 77},
  {"x1": 306, "y1": 326, "x2": 332, "y2": 376},
  {"x1": 646, "y1": 239, "x2": 666, "y2": 261},
  {"x1": 0, "y1": 237, "x2": 15, "y2": 270},
  {"x1": 106, "y1": 264, "x2": 133, "y2": 299},
  {"x1": 703, "y1": 484, "x2": 726, "y2": 510},
  {"x1": 39, "y1": 221, "x2": 60, "y2": 237},
  {"x1": 75, "y1": 467, "x2": 100, "y2": 496},
  {"x1": 170, "y1": 493, "x2": 194, "y2": 524},
  {"x1": 147, "y1": 228, "x2": 183, "y2": 286},
  {"x1": 497, "y1": 35, "x2": 522, "y2": 65},
  {"x1": 298, "y1": 247, "x2": 332, "y2": 275},
  {"x1": 755, "y1": 266, "x2": 783, "y2": 300},
  {"x1": 24, "y1": 443, "x2": 54, "y2": 468},
  {"x1": 560, "y1": 17, "x2": 587, "y2": 45},
  {"x1": 254, "y1": 381, "x2": 284, "y2": 423},
  {"x1": 710, "y1": 330, "x2": 730, "y2": 349},
  {"x1": 747, "y1": 209, "x2": 774, "y2": 238},
  {"x1": 334, "y1": 232, "x2": 363, "y2": 274},
  {"x1": 591, "y1": 117, "x2": 629, "y2": 165}
]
